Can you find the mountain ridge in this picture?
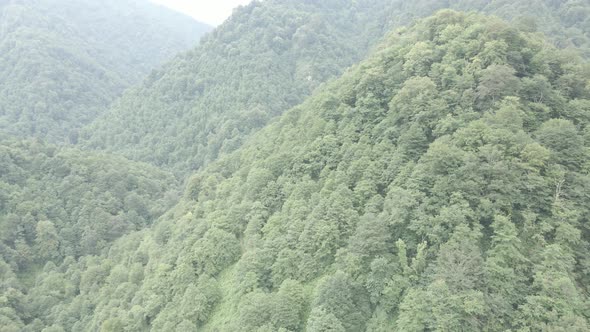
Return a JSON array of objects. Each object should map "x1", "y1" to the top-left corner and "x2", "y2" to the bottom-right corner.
[
  {"x1": 7, "y1": 9, "x2": 588, "y2": 331},
  {"x1": 1, "y1": 1, "x2": 589, "y2": 331},
  {"x1": 0, "y1": 0, "x2": 211, "y2": 143},
  {"x1": 80, "y1": 0, "x2": 590, "y2": 179}
]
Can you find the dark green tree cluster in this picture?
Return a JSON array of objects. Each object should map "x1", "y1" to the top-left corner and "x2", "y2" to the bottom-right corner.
[
  {"x1": 0, "y1": 138, "x2": 179, "y2": 260},
  {"x1": 0, "y1": 138, "x2": 181, "y2": 330},
  {"x1": 7, "y1": 10, "x2": 589, "y2": 331},
  {"x1": 0, "y1": 0, "x2": 210, "y2": 143},
  {"x1": 392, "y1": 0, "x2": 590, "y2": 58}
]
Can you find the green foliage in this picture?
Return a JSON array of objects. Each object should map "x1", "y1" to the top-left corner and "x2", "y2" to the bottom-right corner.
[
  {"x1": 179, "y1": 276, "x2": 221, "y2": 324},
  {"x1": 192, "y1": 227, "x2": 241, "y2": 276},
  {"x1": 3, "y1": 1, "x2": 590, "y2": 331},
  {"x1": 80, "y1": 0, "x2": 590, "y2": 178},
  {"x1": 78, "y1": 0, "x2": 406, "y2": 177},
  {"x1": 17, "y1": 9, "x2": 586, "y2": 331},
  {"x1": 76, "y1": 10, "x2": 587, "y2": 331},
  {"x1": 0, "y1": 0, "x2": 210, "y2": 142},
  {"x1": 307, "y1": 307, "x2": 346, "y2": 332},
  {"x1": 0, "y1": 139, "x2": 178, "y2": 270}
]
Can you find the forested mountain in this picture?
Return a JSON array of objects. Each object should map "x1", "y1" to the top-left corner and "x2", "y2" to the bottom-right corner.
[
  {"x1": 80, "y1": 0, "x2": 399, "y2": 177},
  {"x1": 0, "y1": 138, "x2": 179, "y2": 265},
  {"x1": 6, "y1": 9, "x2": 589, "y2": 331},
  {"x1": 2, "y1": 0, "x2": 590, "y2": 331},
  {"x1": 0, "y1": 0, "x2": 210, "y2": 143},
  {"x1": 80, "y1": 0, "x2": 590, "y2": 178},
  {"x1": 397, "y1": 0, "x2": 590, "y2": 57},
  {"x1": 0, "y1": 139, "x2": 179, "y2": 330}
]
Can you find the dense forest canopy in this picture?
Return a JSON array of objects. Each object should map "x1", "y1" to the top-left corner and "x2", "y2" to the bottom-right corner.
[
  {"x1": 80, "y1": 0, "x2": 590, "y2": 178},
  {"x1": 1, "y1": 0, "x2": 590, "y2": 331},
  {"x1": 80, "y1": 0, "x2": 400, "y2": 177},
  {"x1": 0, "y1": 0, "x2": 210, "y2": 143},
  {"x1": 0, "y1": 138, "x2": 182, "y2": 330},
  {"x1": 398, "y1": 0, "x2": 590, "y2": 57},
  {"x1": 0, "y1": 138, "x2": 179, "y2": 260},
  {"x1": 3, "y1": 7, "x2": 590, "y2": 331}
]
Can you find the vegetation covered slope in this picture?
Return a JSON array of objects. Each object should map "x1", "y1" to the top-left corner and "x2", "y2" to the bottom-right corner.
[
  {"x1": 15, "y1": 11, "x2": 590, "y2": 331},
  {"x1": 79, "y1": 0, "x2": 402, "y2": 176},
  {"x1": 0, "y1": 139, "x2": 180, "y2": 331},
  {"x1": 0, "y1": 0, "x2": 210, "y2": 143},
  {"x1": 399, "y1": 0, "x2": 590, "y2": 57},
  {"x1": 0, "y1": 139, "x2": 179, "y2": 264},
  {"x1": 80, "y1": 0, "x2": 589, "y2": 179}
]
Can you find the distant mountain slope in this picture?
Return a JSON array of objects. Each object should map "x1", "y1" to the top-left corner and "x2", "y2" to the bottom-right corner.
[
  {"x1": 80, "y1": 0, "x2": 400, "y2": 176},
  {"x1": 0, "y1": 139, "x2": 179, "y2": 263},
  {"x1": 0, "y1": 0, "x2": 211, "y2": 143},
  {"x1": 26, "y1": 10, "x2": 590, "y2": 331},
  {"x1": 80, "y1": 0, "x2": 590, "y2": 178},
  {"x1": 395, "y1": 0, "x2": 590, "y2": 57}
]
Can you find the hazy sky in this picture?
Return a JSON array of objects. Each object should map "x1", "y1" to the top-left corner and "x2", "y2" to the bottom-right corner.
[{"x1": 151, "y1": 0, "x2": 253, "y2": 26}]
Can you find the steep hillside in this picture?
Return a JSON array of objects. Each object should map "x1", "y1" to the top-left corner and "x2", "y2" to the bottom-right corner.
[
  {"x1": 399, "y1": 0, "x2": 590, "y2": 57},
  {"x1": 0, "y1": 0, "x2": 210, "y2": 142},
  {"x1": 0, "y1": 139, "x2": 179, "y2": 262},
  {"x1": 17, "y1": 11, "x2": 590, "y2": 331},
  {"x1": 0, "y1": 139, "x2": 180, "y2": 330},
  {"x1": 80, "y1": 0, "x2": 589, "y2": 178},
  {"x1": 79, "y1": 0, "x2": 401, "y2": 176}
]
